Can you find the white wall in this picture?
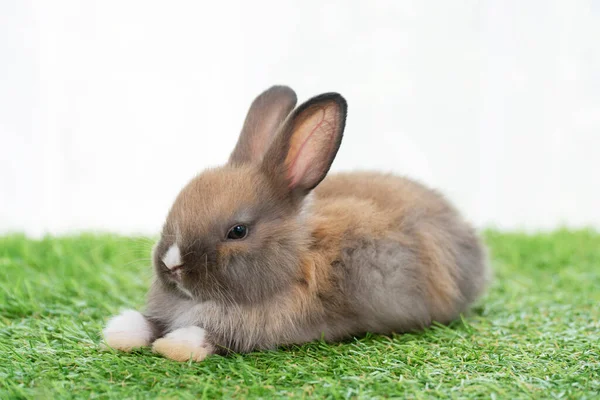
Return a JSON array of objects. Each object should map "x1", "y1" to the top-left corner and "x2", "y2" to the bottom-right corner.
[{"x1": 1, "y1": 0, "x2": 599, "y2": 236}]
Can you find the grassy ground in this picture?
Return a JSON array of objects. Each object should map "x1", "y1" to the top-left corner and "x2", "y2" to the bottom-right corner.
[{"x1": 0, "y1": 230, "x2": 598, "y2": 399}]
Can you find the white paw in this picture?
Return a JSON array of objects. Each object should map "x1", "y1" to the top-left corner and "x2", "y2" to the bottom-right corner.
[
  {"x1": 102, "y1": 309, "x2": 153, "y2": 352},
  {"x1": 152, "y1": 326, "x2": 212, "y2": 362}
]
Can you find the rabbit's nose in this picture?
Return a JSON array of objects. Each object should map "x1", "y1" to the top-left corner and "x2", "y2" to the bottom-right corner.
[{"x1": 169, "y1": 265, "x2": 184, "y2": 281}]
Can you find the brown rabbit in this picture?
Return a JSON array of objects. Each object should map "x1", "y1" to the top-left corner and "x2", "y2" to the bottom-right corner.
[{"x1": 102, "y1": 86, "x2": 489, "y2": 361}]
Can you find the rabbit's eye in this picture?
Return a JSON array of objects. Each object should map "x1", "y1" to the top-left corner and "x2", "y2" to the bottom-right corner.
[{"x1": 227, "y1": 224, "x2": 248, "y2": 240}]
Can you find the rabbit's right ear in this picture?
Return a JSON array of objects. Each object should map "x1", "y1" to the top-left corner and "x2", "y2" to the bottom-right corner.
[
  {"x1": 229, "y1": 86, "x2": 297, "y2": 166},
  {"x1": 261, "y1": 92, "x2": 347, "y2": 197}
]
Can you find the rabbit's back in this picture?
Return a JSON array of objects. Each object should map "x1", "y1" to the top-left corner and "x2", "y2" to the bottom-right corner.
[{"x1": 310, "y1": 172, "x2": 489, "y2": 334}]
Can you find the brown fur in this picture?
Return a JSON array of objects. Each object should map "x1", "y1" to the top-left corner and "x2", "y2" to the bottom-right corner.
[
  {"x1": 313, "y1": 172, "x2": 484, "y2": 323},
  {"x1": 103, "y1": 86, "x2": 489, "y2": 361}
]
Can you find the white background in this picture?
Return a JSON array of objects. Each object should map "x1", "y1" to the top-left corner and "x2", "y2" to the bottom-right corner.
[{"x1": 1, "y1": 1, "x2": 599, "y2": 237}]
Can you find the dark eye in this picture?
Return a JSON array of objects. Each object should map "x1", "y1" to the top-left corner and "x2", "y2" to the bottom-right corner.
[{"x1": 227, "y1": 224, "x2": 248, "y2": 240}]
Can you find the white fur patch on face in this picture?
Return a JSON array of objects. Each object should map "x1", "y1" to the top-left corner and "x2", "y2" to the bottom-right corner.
[
  {"x1": 152, "y1": 326, "x2": 212, "y2": 362},
  {"x1": 102, "y1": 309, "x2": 153, "y2": 352},
  {"x1": 162, "y1": 243, "x2": 182, "y2": 270}
]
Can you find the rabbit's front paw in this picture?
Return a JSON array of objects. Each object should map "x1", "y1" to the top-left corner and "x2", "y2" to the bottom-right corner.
[
  {"x1": 152, "y1": 326, "x2": 212, "y2": 362},
  {"x1": 102, "y1": 309, "x2": 153, "y2": 352}
]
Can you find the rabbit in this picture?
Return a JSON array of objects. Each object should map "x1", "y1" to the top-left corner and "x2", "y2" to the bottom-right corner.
[{"x1": 102, "y1": 86, "x2": 489, "y2": 362}]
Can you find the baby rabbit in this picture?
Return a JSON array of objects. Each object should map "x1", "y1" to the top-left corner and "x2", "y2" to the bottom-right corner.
[{"x1": 103, "y1": 86, "x2": 489, "y2": 361}]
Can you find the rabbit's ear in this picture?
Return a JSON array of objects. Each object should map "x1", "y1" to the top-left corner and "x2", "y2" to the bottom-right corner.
[
  {"x1": 229, "y1": 86, "x2": 297, "y2": 165},
  {"x1": 262, "y1": 93, "x2": 347, "y2": 196}
]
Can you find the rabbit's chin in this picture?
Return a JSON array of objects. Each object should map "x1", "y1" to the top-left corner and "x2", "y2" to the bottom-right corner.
[{"x1": 174, "y1": 282, "x2": 195, "y2": 300}]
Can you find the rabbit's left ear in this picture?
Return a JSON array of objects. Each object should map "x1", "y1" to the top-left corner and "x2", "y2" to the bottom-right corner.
[
  {"x1": 261, "y1": 93, "x2": 347, "y2": 196},
  {"x1": 229, "y1": 86, "x2": 297, "y2": 166}
]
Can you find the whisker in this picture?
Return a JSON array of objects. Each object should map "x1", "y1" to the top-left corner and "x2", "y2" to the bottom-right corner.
[
  {"x1": 181, "y1": 251, "x2": 196, "y2": 259},
  {"x1": 122, "y1": 257, "x2": 153, "y2": 267}
]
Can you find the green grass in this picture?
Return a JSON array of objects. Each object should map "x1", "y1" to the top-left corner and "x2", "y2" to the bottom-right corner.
[{"x1": 0, "y1": 231, "x2": 598, "y2": 399}]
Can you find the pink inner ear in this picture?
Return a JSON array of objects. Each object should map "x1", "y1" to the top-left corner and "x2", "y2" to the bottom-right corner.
[{"x1": 285, "y1": 104, "x2": 339, "y2": 189}]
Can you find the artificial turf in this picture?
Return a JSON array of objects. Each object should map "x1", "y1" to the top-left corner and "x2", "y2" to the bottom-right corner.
[{"x1": 0, "y1": 230, "x2": 598, "y2": 399}]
